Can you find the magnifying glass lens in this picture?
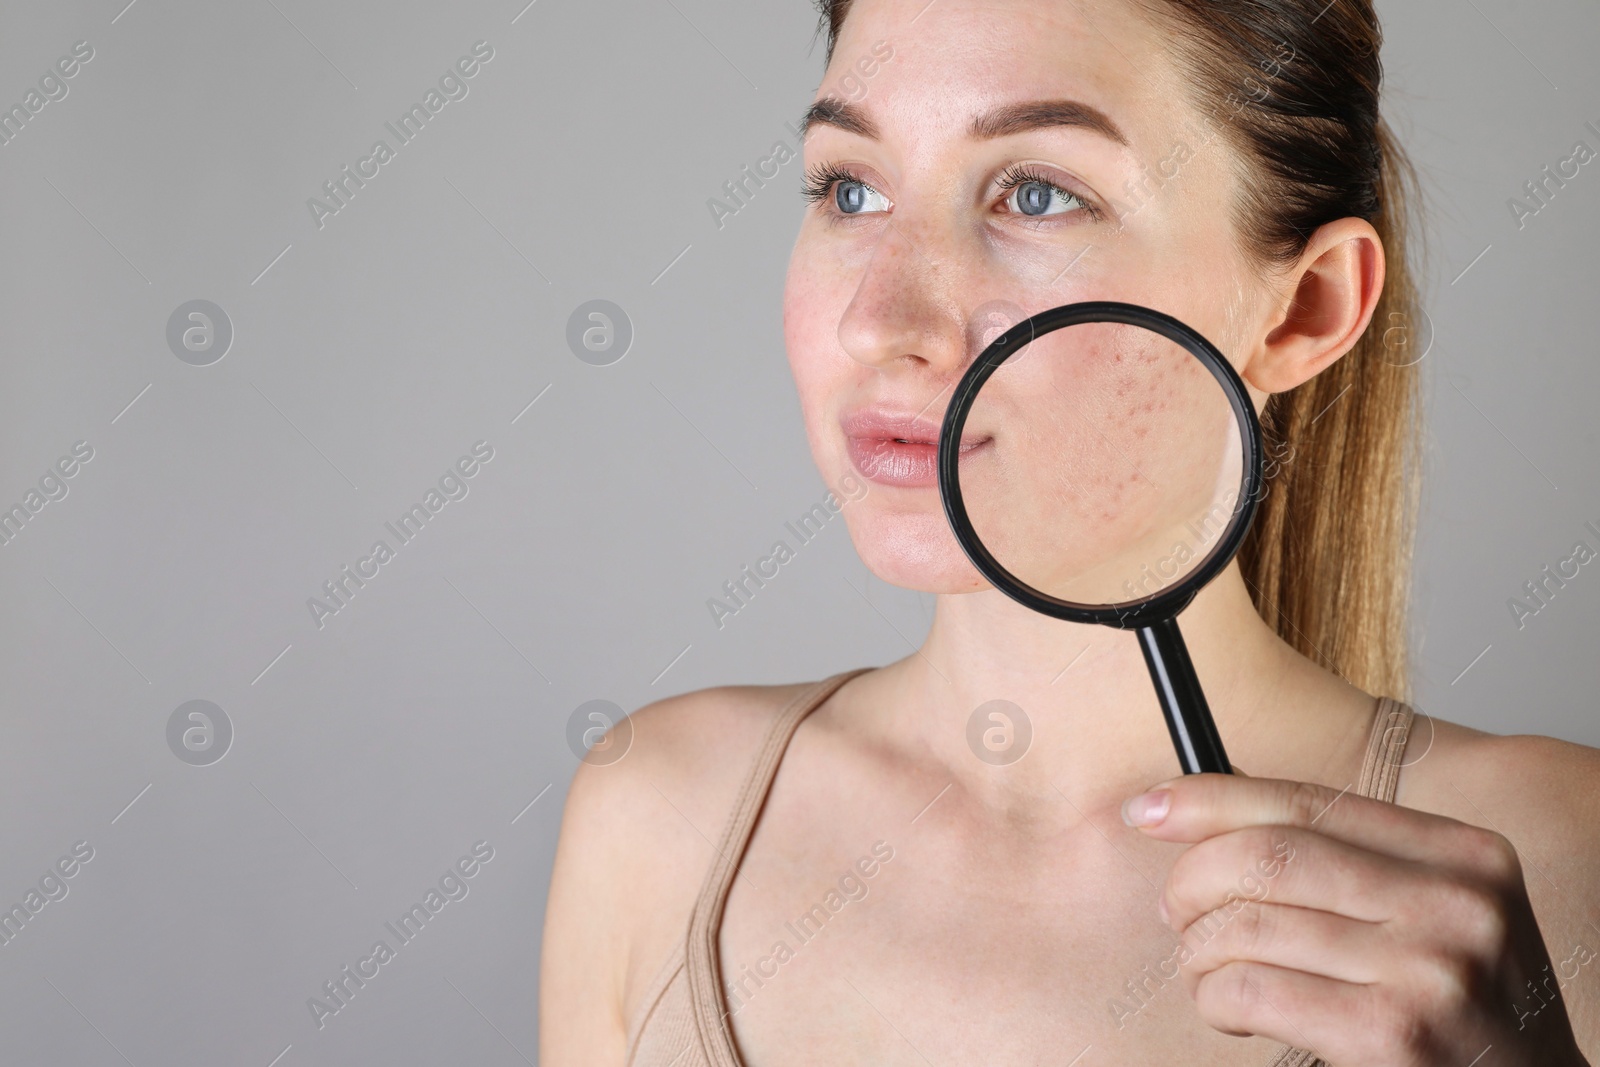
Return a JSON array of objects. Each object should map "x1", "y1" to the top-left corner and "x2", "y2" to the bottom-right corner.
[{"x1": 959, "y1": 319, "x2": 1248, "y2": 609}]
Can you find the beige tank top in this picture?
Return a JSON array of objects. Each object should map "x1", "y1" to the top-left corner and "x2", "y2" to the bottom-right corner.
[{"x1": 623, "y1": 666, "x2": 1418, "y2": 1067}]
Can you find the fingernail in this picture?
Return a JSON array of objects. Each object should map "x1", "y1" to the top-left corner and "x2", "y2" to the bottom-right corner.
[
  {"x1": 1158, "y1": 894, "x2": 1170, "y2": 923},
  {"x1": 1121, "y1": 789, "x2": 1171, "y2": 827}
]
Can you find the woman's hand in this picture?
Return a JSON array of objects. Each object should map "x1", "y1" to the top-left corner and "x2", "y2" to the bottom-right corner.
[{"x1": 1120, "y1": 773, "x2": 1592, "y2": 1066}]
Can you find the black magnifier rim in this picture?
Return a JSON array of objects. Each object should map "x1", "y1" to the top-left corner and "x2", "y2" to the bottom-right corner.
[{"x1": 937, "y1": 300, "x2": 1265, "y2": 630}]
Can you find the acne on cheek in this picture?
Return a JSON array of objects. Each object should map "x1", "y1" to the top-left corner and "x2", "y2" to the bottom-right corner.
[
  {"x1": 1111, "y1": 341, "x2": 1217, "y2": 442},
  {"x1": 1002, "y1": 336, "x2": 1141, "y2": 518},
  {"x1": 1043, "y1": 334, "x2": 1214, "y2": 523}
]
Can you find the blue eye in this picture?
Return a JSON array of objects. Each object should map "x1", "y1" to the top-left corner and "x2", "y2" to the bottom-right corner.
[
  {"x1": 835, "y1": 179, "x2": 891, "y2": 214},
  {"x1": 800, "y1": 163, "x2": 893, "y2": 215},
  {"x1": 999, "y1": 167, "x2": 1090, "y2": 218}
]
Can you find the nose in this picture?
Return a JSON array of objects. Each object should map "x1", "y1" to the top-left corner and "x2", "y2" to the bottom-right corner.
[{"x1": 834, "y1": 217, "x2": 970, "y2": 380}]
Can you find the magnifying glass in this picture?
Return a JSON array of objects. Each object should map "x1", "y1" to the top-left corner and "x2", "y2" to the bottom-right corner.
[{"x1": 937, "y1": 301, "x2": 1264, "y2": 775}]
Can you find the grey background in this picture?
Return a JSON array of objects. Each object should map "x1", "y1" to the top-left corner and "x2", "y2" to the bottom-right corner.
[{"x1": 0, "y1": 0, "x2": 1595, "y2": 1062}]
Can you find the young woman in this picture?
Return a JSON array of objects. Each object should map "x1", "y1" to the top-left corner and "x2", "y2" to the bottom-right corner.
[{"x1": 541, "y1": 0, "x2": 1600, "y2": 1063}]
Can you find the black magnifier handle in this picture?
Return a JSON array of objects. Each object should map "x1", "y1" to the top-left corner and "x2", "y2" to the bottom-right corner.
[{"x1": 1135, "y1": 617, "x2": 1233, "y2": 775}]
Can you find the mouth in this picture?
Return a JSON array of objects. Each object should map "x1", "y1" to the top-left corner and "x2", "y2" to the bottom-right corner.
[{"x1": 838, "y1": 406, "x2": 985, "y2": 489}]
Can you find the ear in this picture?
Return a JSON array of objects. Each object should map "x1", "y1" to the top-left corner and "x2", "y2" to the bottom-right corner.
[{"x1": 1243, "y1": 216, "x2": 1386, "y2": 394}]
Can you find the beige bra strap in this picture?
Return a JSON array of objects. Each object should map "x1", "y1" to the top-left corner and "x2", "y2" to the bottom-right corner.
[
  {"x1": 1357, "y1": 697, "x2": 1416, "y2": 804},
  {"x1": 684, "y1": 667, "x2": 873, "y2": 1067},
  {"x1": 1264, "y1": 695, "x2": 1418, "y2": 1067}
]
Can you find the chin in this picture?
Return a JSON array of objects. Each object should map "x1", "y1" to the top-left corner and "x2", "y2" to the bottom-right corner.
[{"x1": 839, "y1": 494, "x2": 991, "y2": 594}]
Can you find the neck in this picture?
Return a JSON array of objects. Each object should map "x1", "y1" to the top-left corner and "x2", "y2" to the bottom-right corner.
[{"x1": 866, "y1": 560, "x2": 1343, "y2": 810}]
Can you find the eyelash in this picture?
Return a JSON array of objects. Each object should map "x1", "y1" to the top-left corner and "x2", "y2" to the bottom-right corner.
[
  {"x1": 798, "y1": 161, "x2": 1103, "y2": 223},
  {"x1": 996, "y1": 163, "x2": 1102, "y2": 223},
  {"x1": 798, "y1": 162, "x2": 864, "y2": 205}
]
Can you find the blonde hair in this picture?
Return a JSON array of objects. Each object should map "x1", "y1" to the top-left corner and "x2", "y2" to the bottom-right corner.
[{"x1": 1239, "y1": 116, "x2": 1425, "y2": 702}]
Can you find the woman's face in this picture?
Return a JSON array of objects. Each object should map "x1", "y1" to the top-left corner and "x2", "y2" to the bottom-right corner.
[{"x1": 783, "y1": 0, "x2": 1270, "y2": 595}]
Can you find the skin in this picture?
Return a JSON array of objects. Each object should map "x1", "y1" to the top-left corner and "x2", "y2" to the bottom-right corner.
[
  {"x1": 952, "y1": 316, "x2": 1239, "y2": 602},
  {"x1": 540, "y1": 0, "x2": 1600, "y2": 1063}
]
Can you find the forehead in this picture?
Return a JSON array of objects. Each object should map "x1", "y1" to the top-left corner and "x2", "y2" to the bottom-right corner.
[{"x1": 824, "y1": 0, "x2": 1192, "y2": 157}]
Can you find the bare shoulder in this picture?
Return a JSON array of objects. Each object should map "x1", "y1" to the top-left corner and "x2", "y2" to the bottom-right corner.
[
  {"x1": 1397, "y1": 717, "x2": 1600, "y2": 976},
  {"x1": 1397, "y1": 716, "x2": 1600, "y2": 864},
  {"x1": 586, "y1": 675, "x2": 830, "y2": 872},
  {"x1": 538, "y1": 673, "x2": 832, "y2": 1063}
]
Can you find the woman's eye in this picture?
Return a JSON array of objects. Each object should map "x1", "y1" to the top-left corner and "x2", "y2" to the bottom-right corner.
[
  {"x1": 836, "y1": 179, "x2": 891, "y2": 215},
  {"x1": 1006, "y1": 179, "x2": 1083, "y2": 217}
]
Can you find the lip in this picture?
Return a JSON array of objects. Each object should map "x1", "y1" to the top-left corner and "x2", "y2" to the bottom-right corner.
[{"x1": 840, "y1": 405, "x2": 992, "y2": 488}]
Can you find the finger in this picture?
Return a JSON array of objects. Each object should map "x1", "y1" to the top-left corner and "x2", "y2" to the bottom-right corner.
[
  {"x1": 1162, "y1": 824, "x2": 1428, "y2": 929},
  {"x1": 1122, "y1": 772, "x2": 1477, "y2": 868},
  {"x1": 1177, "y1": 900, "x2": 1388, "y2": 990},
  {"x1": 1190, "y1": 959, "x2": 1377, "y2": 1063}
]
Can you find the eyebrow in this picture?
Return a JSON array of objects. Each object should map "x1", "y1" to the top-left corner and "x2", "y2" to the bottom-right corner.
[{"x1": 797, "y1": 97, "x2": 1130, "y2": 148}]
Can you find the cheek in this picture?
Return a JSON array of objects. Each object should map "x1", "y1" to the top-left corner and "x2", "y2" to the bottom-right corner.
[
  {"x1": 783, "y1": 285, "x2": 842, "y2": 452},
  {"x1": 783, "y1": 285, "x2": 831, "y2": 381},
  {"x1": 1061, "y1": 326, "x2": 1220, "y2": 469},
  {"x1": 784, "y1": 239, "x2": 839, "y2": 369},
  {"x1": 962, "y1": 325, "x2": 1235, "y2": 598}
]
